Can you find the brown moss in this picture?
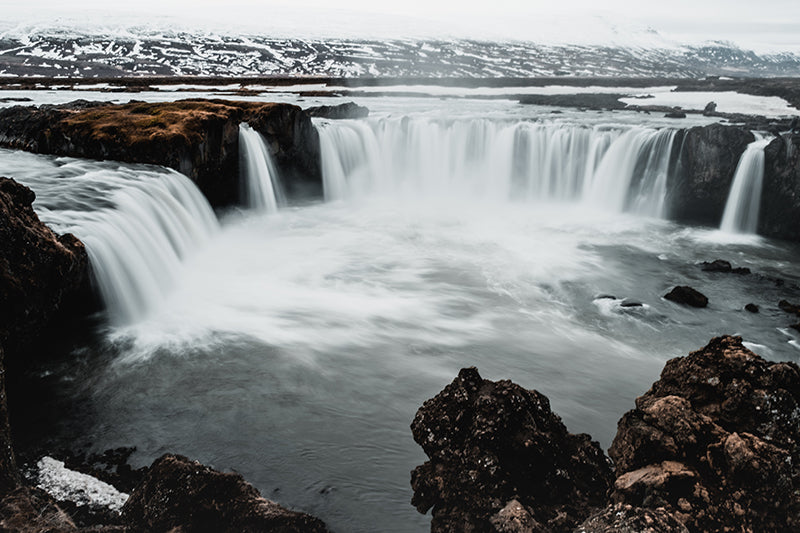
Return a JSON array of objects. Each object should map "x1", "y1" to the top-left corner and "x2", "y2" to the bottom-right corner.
[{"x1": 61, "y1": 99, "x2": 282, "y2": 146}]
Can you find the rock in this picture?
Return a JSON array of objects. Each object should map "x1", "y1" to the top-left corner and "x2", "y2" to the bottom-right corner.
[
  {"x1": 700, "y1": 259, "x2": 750, "y2": 274},
  {"x1": 668, "y1": 124, "x2": 754, "y2": 226},
  {"x1": 620, "y1": 299, "x2": 643, "y2": 308},
  {"x1": 0, "y1": 486, "x2": 80, "y2": 532},
  {"x1": 410, "y1": 367, "x2": 612, "y2": 532},
  {"x1": 306, "y1": 102, "x2": 369, "y2": 119},
  {"x1": 609, "y1": 335, "x2": 800, "y2": 532},
  {"x1": 122, "y1": 454, "x2": 329, "y2": 533},
  {"x1": 745, "y1": 303, "x2": 760, "y2": 313},
  {"x1": 576, "y1": 502, "x2": 689, "y2": 533},
  {"x1": 761, "y1": 135, "x2": 800, "y2": 241},
  {"x1": 0, "y1": 178, "x2": 89, "y2": 358},
  {"x1": 664, "y1": 111, "x2": 686, "y2": 119},
  {"x1": 703, "y1": 102, "x2": 717, "y2": 115},
  {"x1": 0, "y1": 100, "x2": 322, "y2": 207},
  {"x1": 663, "y1": 286, "x2": 708, "y2": 308},
  {"x1": 779, "y1": 299, "x2": 800, "y2": 316}
]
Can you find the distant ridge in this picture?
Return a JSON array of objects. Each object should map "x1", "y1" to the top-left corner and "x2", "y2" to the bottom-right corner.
[{"x1": 1, "y1": 28, "x2": 799, "y2": 78}]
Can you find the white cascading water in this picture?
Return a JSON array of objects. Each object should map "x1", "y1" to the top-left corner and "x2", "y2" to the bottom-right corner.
[
  {"x1": 0, "y1": 150, "x2": 219, "y2": 325},
  {"x1": 720, "y1": 135, "x2": 771, "y2": 234},
  {"x1": 315, "y1": 118, "x2": 677, "y2": 216},
  {"x1": 239, "y1": 123, "x2": 284, "y2": 212}
]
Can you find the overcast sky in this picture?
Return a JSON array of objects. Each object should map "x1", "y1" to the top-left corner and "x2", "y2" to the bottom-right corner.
[{"x1": 1, "y1": 0, "x2": 799, "y2": 52}]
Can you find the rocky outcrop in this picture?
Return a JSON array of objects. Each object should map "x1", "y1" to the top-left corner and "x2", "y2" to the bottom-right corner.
[
  {"x1": 410, "y1": 367, "x2": 612, "y2": 532},
  {"x1": 413, "y1": 336, "x2": 800, "y2": 532},
  {"x1": 609, "y1": 335, "x2": 800, "y2": 532},
  {"x1": 667, "y1": 124, "x2": 754, "y2": 226},
  {"x1": 0, "y1": 99, "x2": 322, "y2": 207},
  {"x1": 306, "y1": 102, "x2": 369, "y2": 119},
  {"x1": 0, "y1": 178, "x2": 89, "y2": 358},
  {"x1": 761, "y1": 133, "x2": 800, "y2": 241},
  {"x1": 122, "y1": 454, "x2": 329, "y2": 533}
]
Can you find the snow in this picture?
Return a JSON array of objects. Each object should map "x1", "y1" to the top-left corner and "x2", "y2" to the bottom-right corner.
[{"x1": 36, "y1": 456, "x2": 129, "y2": 512}]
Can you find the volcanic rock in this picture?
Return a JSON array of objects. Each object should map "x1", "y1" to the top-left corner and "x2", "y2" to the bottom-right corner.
[
  {"x1": 306, "y1": 102, "x2": 369, "y2": 119},
  {"x1": 577, "y1": 502, "x2": 689, "y2": 532},
  {"x1": 761, "y1": 134, "x2": 800, "y2": 241},
  {"x1": 700, "y1": 259, "x2": 750, "y2": 274},
  {"x1": 0, "y1": 99, "x2": 322, "y2": 207},
  {"x1": 779, "y1": 299, "x2": 800, "y2": 316},
  {"x1": 410, "y1": 367, "x2": 612, "y2": 532},
  {"x1": 0, "y1": 177, "x2": 89, "y2": 358},
  {"x1": 609, "y1": 335, "x2": 800, "y2": 532},
  {"x1": 745, "y1": 303, "x2": 760, "y2": 313},
  {"x1": 668, "y1": 124, "x2": 754, "y2": 225},
  {"x1": 122, "y1": 454, "x2": 329, "y2": 533},
  {"x1": 663, "y1": 286, "x2": 708, "y2": 308}
]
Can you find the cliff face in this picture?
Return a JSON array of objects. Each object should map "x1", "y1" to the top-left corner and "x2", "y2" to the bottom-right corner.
[
  {"x1": 0, "y1": 99, "x2": 322, "y2": 207},
  {"x1": 667, "y1": 124, "x2": 754, "y2": 226},
  {"x1": 761, "y1": 134, "x2": 800, "y2": 241},
  {"x1": 0, "y1": 177, "x2": 88, "y2": 495}
]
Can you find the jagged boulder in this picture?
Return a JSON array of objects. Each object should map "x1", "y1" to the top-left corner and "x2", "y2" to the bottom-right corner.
[
  {"x1": 761, "y1": 134, "x2": 800, "y2": 241},
  {"x1": 410, "y1": 367, "x2": 612, "y2": 532},
  {"x1": 609, "y1": 335, "x2": 800, "y2": 532},
  {"x1": 0, "y1": 100, "x2": 322, "y2": 207},
  {"x1": 122, "y1": 454, "x2": 329, "y2": 533},
  {"x1": 667, "y1": 124, "x2": 754, "y2": 226}
]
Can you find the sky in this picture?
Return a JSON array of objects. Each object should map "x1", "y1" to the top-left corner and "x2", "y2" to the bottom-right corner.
[{"x1": 1, "y1": 0, "x2": 799, "y2": 53}]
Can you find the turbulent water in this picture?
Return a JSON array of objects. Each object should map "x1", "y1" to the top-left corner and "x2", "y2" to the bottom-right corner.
[{"x1": 4, "y1": 105, "x2": 800, "y2": 533}]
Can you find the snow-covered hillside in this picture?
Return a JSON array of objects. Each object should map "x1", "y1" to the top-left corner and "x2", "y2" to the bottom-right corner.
[{"x1": 1, "y1": 25, "x2": 799, "y2": 78}]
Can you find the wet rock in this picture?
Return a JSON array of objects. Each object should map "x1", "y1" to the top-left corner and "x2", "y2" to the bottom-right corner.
[
  {"x1": 663, "y1": 286, "x2": 708, "y2": 308},
  {"x1": 620, "y1": 299, "x2": 643, "y2": 308},
  {"x1": 700, "y1": 259, "x2": 750, "y2": 274},
  {"x1": 761, "y1": 134, "x2": 800, "y2": 241},
  {"x1": 0, "y1": 178, "x2": 89, "y2": 359},
  {"x1": 609, "y1": 335, "x2": 800, "y2": 532},
  {"x1": 779, "y1": 299, "x2": 800, "y2": 316},
  {"x1": 122, "y1": 454, "x2": 329, "y2": 533},
  {"x1": 745, "y1": 303, "x2": 760, "y2": 313},
  {"x1": 703, "y1": 102, "x2": 717, "y2": 115},
  {"x1": 306, "y1": 102, "x2": 369, "y2": 119},
  {"x1": 0, "y1": 100, "x2": 322, "y2": 207},
  {"x1": 668, "y1": 124, "x2": 754, "y2": 226},
  {"x1": 410, "y1": 367, "x2": 612, "y2": 532},
  {"x1": 664, "y1": 111, "x2": 686, "y2": 119},
  {"x1": 576, "y1": 502, "x2": 689, "y2": 533},
  {"x1": 0, "y1": 486, "x2": 80, "y2": 532}
]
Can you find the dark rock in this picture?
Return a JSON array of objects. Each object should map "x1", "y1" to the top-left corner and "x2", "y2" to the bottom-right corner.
[
  {"x1": 306, "y1": 102, "x2": 369, "y2": 119},
  {"x1": 703, "y1": 102, "x2": 717, "y2": 115},
  {"x1": 410, "y1": 367, "x2": 612, "y2": 532},
  {"x1": 745, "y1": 303, "x2": 760, "y2": 313},
  {"x1": 62, "y1": 447, "x2": 147, "y2": 494},
  {"x1": 664, "y1": 111, "x2": 686, "y2": 119},
  {"x1": 667, "y1": 124, "x2": 754, "y2": 226},
  {"x1": 122, "y1": 454, "x2": 329, "y2": 533},
  {"x1": 0, "y1": 178, "x2": 89, "y2": 358},
  {"x1": 0, "y1": 486, "x2": 79, "y2": 532},
  {"x1": 779, "y1": 299, "x2": 800, "y2": 316},
  {"x1": 761, "y1": 134, "x2": 800, "y2": 241},
  {"x1": 701, "y1": 260, "x2": 751, "y2": 274},
  {"x1": 663, "y1": 286, "x2": 708, "y2": 308},
  {"x1": 576, "y1": 502, "x2": 689, "y2": 532},
  {"x1": 620, "y1": 299, "x2": 643, "y2": 308},
  {"x1": 0, "y1": 99, "x2": 322, "y2": 207},
  {"x1": 609, "y1": 335, "x2": 800, "y2": 532}
]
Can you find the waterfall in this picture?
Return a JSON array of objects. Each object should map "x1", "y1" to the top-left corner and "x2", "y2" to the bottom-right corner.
[
  {"x1": 315, "y1": 118, "x2": 677, "y2": 216},
  {"x1": 238, "y1": 123, "x2": 284, "y2": 211},
  {"x1": 0, "y1": 150, "x2": 219, "y2": 325},
  {"x1": 720, "y1": 135, "x2": 771, "y2": 234}
]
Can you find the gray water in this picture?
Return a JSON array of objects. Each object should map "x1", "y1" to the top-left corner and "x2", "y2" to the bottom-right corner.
[{"x1": 3, "y1": 99, "x2": 800, "y2": 532}]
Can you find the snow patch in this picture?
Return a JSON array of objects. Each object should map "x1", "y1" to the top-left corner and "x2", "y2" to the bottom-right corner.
[{"x1": 36, "y1": 456, "x2": 129, "y2": 512}]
